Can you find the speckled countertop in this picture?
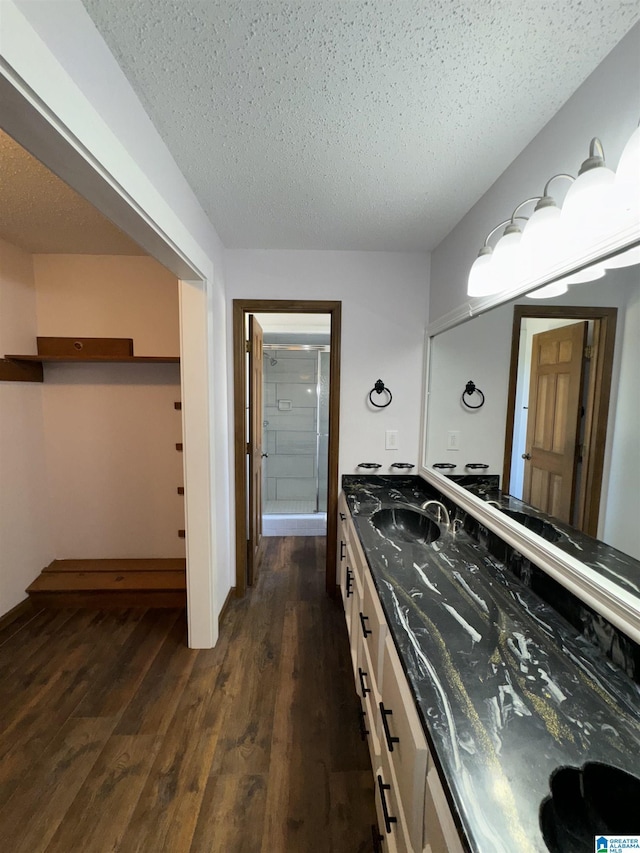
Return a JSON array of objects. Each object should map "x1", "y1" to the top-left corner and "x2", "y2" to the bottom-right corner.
[{"x1": 343, "y1": 475, "x2": 640, "y2": 853}]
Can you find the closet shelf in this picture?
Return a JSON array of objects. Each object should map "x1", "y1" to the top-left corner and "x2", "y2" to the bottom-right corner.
[
  {"x1": 2, "y1": 337, "x2": 179, "y2": 381},
  {"x1": 5, "y1": 354, "x2": 180, "y2": 363}
]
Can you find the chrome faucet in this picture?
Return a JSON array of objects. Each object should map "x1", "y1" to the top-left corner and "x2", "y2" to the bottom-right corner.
[
  {"x1": 421, "y1": 500, "x2": 451, "y2": 527},
  {"x1": 485, "y1": 499, "x2": 502, "y2": 509}
]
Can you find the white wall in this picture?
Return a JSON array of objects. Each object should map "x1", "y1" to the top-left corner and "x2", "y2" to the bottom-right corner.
[
  {"x1": 1, "y1": 0, "x2": 230, "y2": 645},
  {"x1": 429, "y1": 25, "x2": 640, "y2": 325},
  {"x1": 0, "y1": 238, "x2": 54, "y2": 616},
  {"x1": 33, "y1": 254, "x2": 181, "y2": 355},
  {"x1": 31, "y1": 254, "x2": 185, "y2": 560},
  {"x1": 225, "y1": 250, "x2": 430, "y2": 474}
]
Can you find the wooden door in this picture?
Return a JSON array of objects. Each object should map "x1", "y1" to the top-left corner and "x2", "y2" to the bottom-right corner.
[
  {"x1": 523, "y1": 321, "x2": 587, "y2": 524},
  {"x1": 248, "y1": 314, "x2": 264, "y2": 585}
]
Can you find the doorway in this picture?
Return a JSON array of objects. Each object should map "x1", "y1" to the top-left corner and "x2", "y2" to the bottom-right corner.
[
  {"x1": 233, "y1": 300, "x2": 341, "y2": 598},
  {"x1": 503, "y1": 305, "x2": 617, "y2": 536},
  {"x1": 258, "y1": 315, "x2": 331, "y2": 535}
]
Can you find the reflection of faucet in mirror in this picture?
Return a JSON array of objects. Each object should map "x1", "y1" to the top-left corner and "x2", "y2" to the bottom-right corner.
[
  {"x1": 451, "y1": 517, "x2": 464, "y2": 537},
  {"x1": 421, "y1": 500, "x2": 451, "y2": 527}
]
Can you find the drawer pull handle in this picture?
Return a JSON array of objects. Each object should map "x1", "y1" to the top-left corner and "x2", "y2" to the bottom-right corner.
[
  {"x1": 371, "y1": 824, "x2": 384, "y2": 852},
  {"x1": 340, "y1": 540, "x2": 346, "y2": 561},
  {"x1": 359, "y1": 612, "x2": 372, "y2": 638},
  {"x1": 358, "y1": 707, "x2": 369, "y2": 740},
  {"x1": 346, "y1": 567, "x2": 353, "y2": 597},
  {"x1": 358, "y1": 667, "x2": 371, "y2": 696},
  {"x1": 377, "y1": 774, "x2": 397, "y2": 834},
  {"x1": 340, "y1": 511, "x2": 346, "y2": 521},
  {"x1": 380, "y1": 702, "x2": 400, "y2": 752}
]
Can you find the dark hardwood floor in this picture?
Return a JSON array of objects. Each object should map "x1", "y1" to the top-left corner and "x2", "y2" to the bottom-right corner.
[{"x1": 0, "y1": 536, "x2": 377, "y2": 852}]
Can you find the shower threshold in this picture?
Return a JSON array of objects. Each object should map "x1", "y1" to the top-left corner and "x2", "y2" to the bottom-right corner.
[{"x1": 262, "y1": 511, "x2": 327, "y2": 537}]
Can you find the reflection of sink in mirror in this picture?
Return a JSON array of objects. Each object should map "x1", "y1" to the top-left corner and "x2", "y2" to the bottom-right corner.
[
  {"x1": 370, "y1": 508, "x2": 440, "y2": 545},
  {"x1": 540, "y1": 762, "x2": 640, "y2": 852},
  {"x1": 500, "y1": 509, "x2": 563, "y2": 544}
]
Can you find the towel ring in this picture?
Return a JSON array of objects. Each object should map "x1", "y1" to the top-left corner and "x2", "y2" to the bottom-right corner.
[
  {"x1": 369, "y1": 379, "x2": 392, "y2": 409},
  {"x1": 462, "y1": 380, "x2": 485, "y2": 410}
]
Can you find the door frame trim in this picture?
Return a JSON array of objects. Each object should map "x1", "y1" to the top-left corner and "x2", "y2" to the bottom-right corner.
[
  {"x1": 232, "y1": 299, "x2": 342, "y2": 598},
  {"x1": 503, "y1": 305, "x2": 617, "y2": 536}
]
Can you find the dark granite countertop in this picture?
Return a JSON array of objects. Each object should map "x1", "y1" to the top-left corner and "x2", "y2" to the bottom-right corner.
[{"x1": 343, "y1": 475, "x2": 640, "y2": 853}]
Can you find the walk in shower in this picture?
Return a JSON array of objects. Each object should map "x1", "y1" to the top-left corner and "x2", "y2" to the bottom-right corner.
[{"x1": 262, "y1": 340, "x2": 330, "y2": 536}]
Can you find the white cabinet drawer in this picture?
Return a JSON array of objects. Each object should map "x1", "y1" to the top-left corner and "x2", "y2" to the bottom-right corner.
[
  {"x1": 380, "y1": 635, "x2": 429, "y2": 853},
  {"x1": 423, "y1": 765, "x2": 465, "y2": 853},
  {"x1": 344, "y1": 561, "x2": 362, "y2": 676},
  {"x1": 337, "y1": 492, "x2": 351, "y2": 598},
  {"x1": 360, "y1": 567, "x2": 387, "y2": 686},
  {"x1": 356, "y1": 631, "x2": 382, "y2": 767},
  {"x1": 347, "y1": 528, "x2": 368, "y2": 587},
  {"x1": 374, "y1": 753, "x2": 413, "y2": 853}
]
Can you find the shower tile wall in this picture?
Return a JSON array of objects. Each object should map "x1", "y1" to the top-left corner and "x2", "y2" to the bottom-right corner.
[{"x1": 264, "y1": 350, "x2": 318, "y2": 512}]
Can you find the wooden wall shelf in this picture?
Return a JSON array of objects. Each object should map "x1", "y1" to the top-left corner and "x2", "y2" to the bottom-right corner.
[
  {"x1": 5, "y1": 354, "x2": 180, "y2": 364},
  {"x1": 2, "y1": 337, "x2": 179, "y2": 382}
]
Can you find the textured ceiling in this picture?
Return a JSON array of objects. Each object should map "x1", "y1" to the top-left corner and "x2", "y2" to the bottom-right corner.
[
  {"x1": 0, "y1": 130, "x2": 145, "y2": 255},
  {"x1": 81, "y1": 0, "x2": 639, "y2": 251}
]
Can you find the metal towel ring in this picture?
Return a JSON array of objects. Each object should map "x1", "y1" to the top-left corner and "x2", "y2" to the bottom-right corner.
[
  {"x1": 369, "y1": 379, "x2": 392, "y2": 408},
  {"x1": 461, "y1": 380, "x2": 485, "y2": 410}
]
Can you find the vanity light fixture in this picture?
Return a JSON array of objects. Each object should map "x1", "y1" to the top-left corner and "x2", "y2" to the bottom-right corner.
[
  {"x1": 466, "y1": 122, "x2": 640, "y2": 299},
  {"x1": 467, "y1": 210, "x2": 533, "y2": 297}
]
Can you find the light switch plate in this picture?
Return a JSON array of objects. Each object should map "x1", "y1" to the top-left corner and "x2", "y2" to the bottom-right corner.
[
  {"x1": 385, "y1": 430, "x2": 399, "y2": 450},
  {"x1": 447, "y1": 430, "x2": 461, "y2": 450}
]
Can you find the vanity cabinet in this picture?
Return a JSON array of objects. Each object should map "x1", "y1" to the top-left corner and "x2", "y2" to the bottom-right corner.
[{"x1": 339, "y1": 494, "x2": 465, "y2": 853}]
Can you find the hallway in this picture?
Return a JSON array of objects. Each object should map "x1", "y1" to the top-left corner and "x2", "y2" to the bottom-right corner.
[{"x1": 0, "y1": 537, "x2": 376, "y2": 852}]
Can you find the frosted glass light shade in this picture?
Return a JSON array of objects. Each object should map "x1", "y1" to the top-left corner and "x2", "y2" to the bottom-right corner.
[
  {"x1": 561, "y1": 165, "x2": 616, "y2": 249},
  {"x1": 491, "y1": 228, "x2": 525, "y2": 291},
  {"x1": 520, "y1": 204, "x2": 565, "y2": 276},
  {"x1": 527, "y1": 280, "x2": 569, "y2": 299},
  {"x1": 467, "y1": 251, "x2": 499, "y2": 296},
  {"x1": 616, "y1": 125, "x2": 640, "y2": 192},
  {"x1": 613, "y1": 126, "x2": 640, "y2": 225}
]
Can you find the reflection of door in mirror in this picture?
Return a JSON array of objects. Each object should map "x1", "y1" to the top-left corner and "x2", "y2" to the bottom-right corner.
[
  {"x1": 505, "y1": 307, "x2": 617, "y2": 537},
  {"x1": 519, "y1": 321, "x2": 587, "y2": 524}
]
